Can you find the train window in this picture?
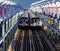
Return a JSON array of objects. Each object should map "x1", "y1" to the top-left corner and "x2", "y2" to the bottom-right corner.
[
  {"x1": 0, "y1": 23, "x2": 2, "y2": 37},
  {"x1": 25, "y1": 19, "x2": 28, "y2": 22},
  {"x1": 20, "y1": 19, "x2": 22, "y2": 23},
  {"x1": 21, "y1": 19, "x2": 23, "y2": 22},
  {"x1": 23, "y1": 19, "x2": 25, "y2": 22},
  {"x1": 36, "y1": 19, "x2": 39, "y2": 22}
]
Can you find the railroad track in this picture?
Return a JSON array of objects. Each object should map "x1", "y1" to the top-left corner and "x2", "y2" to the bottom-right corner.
[
  {"x1": 22, "y1": 30, "x2": 30, "y2": 51},
  {"x1": 9, "y1": 28, "x2": 55, "y2": 51},
  {"x1": 36, "y1": 30, "x2": 55, "y2": 51}
]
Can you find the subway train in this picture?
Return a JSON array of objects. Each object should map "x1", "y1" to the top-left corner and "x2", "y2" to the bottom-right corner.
[
  {"x1": 19, "y1": 11, "x2": 43, "y2": 27},
  {"x1": 28, "y1": 11, "x2": 43, "y2": 27},
  {"x1": 19, "y1": 11, "x2": 29, "y2": 26}
]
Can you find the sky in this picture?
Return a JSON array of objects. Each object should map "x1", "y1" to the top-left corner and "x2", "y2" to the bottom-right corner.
[
  {"x1": 11, "y1": 0, "x2": 40, "y2": 9},
  {"x1": 0, "y1": 0, "x2": 40, "y2": 9},
  {"x1": 11, "y1": 0, "x2": 55, "y2": 9},
  {"x1": 0, "y1": 0, "x2": 38, "y2": 9},
  {"x1": 0, "y1": 0, "x2": 55, "y2": 9}
]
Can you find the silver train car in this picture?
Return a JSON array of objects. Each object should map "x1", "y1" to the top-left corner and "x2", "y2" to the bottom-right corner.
[
  {"x1": 19, "y1": 11, "x2": 29, "y2": 26},
  {"x1": 28, "y1": 11, "x2": 42, "y2": 27}
]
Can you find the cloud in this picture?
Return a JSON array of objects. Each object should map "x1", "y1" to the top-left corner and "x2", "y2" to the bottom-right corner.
[
  {"x1": 1, "y1": 1, "x2": 17, "y2": 5},
  {"x1": 0, "y1": 0, "x2": 4, "y2": 3},
  {"x1": 30, "y1": 0, "x2": 45, "y2": 6}
]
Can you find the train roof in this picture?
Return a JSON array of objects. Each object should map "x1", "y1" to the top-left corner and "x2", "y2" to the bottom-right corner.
[
  {"x1": 29, "y1": 11, "x2": 39, "y2": 19},
  {"x1": 20, "y1": 11, "x2": 28, "y2": 19}
]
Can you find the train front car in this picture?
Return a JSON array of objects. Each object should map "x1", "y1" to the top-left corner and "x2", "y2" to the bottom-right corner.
[
  {"x1": 19, "y1": 11, "x2": 29, "y2": 26},
  {"x1": 29, "y1": 11, "x2": 40, "y2": 26}
]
